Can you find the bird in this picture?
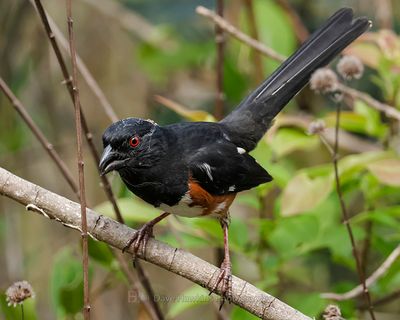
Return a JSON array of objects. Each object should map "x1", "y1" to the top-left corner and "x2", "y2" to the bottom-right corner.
[{"x1": 99, "y1": 8, "x2": 370, "y2": 305}]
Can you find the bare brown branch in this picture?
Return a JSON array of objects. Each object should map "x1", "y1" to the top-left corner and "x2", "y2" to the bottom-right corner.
[
  {"x1": 30, "y1": 0, "x2": 119, "y2": 123},
  {"x1": 321, "y1": 244, "x2": 400, "y2": 301},
  {"x1": 196, "y1": 6, "x2": 286, "y2": 62},
  {"x1": 65, "y1": 0, "x2": 90, "y2": 317},
  {"x1": 0, "y1": 77, "x2": 79, "y2": 199},
  {"x1": 0, "y1": 167, "x2": 311, "y2": 320}
]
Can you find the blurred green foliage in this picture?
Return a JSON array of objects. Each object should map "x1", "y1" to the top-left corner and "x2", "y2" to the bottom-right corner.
[{"x1": 1, "y1": 0, "x2": 400, "y2": 319}]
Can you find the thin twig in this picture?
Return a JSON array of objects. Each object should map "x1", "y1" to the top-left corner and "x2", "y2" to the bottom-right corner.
[
  {"x1": 338, "y1": 84, "x2": 400, "y2": 121},
  {"x1": 112, "y1": 251, "x2": 161, "y2": 320},
  {"x1": 65, "y1": 0, "x2": 90, "y2": 317},
  {"x1": 30, "y1": 0, "x2": 118, "y2": 123},
  {"x1": 331, "y1": 100, "x2": 376, "y2": 320},
  {"x1": 321, "y1": 244, "x2": 400, "y2": 301},
  {"x1": 365, "y1": 288, "x2": 400, "y2": 309},
  {"x1": 0, "y1": 77, "x2": 79, "y2": 198},
  {"x1": 196, "y1": 6, "x2": 400, "y2": 123},
  {"x1": 196, "y1": 6, "x2": 286, "y2": 62},
  {"x1": 0, "y1": 167, "x2": 312, "y2": 320}
]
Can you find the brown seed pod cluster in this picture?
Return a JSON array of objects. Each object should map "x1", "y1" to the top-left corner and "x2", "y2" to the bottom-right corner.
[
  {"x1": 337, "y1": 55, "x2": 364, "y2": 80},
  {"x1": 310, "y1": 68, "x2": 339, "y2": 94},
  {"x1": 323, "y1": 304, "x2": 345, "y2": 320},
  {"x1": 5, "y1": 280, "x2": 35, "y2": 307}
]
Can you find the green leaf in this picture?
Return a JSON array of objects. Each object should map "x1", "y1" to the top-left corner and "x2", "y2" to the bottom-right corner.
[
  {"x1": 252, "y1": 0, "x2": 296, "y2": 73},
  {"x1": 88, "y1": 238, "x2": 115, "y2": 268},
  {"x1": 231, "y1": 305, "x2": 260, "y2": 320},
  {"x1": 280, "y1": 172, "x2": 333, "y2": 216},
  {"x1": 94, "y1": 197, "x2": 162, "y2": 224},
  {"x1": 367, "y1": 158, "x2": 400, "y2": 186},
  {"x1": 166, "y1": 285, "x2": 210, "y2": 318},
  {"x1": 229, "y1": 217, "x2": 249, "y2": 250},
  {"x1": 270, "y1": 128, "x2": 319, "y2": 158},
  {"x1": 284, "y1": 292, "x2": 325, "y2": 318},
  {"x1": 352, "y1": 206, "x2": 400, "y2": 231},
  {"x1": 50, "y1": 248, "x2": 85, "y2": 317},
  {"x1": 269, "y1": 214, "x2": 320, "y2": 258}
]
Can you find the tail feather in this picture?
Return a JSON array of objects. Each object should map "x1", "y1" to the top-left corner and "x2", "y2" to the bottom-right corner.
[{"x1": 221, "y1": 8, "x2": 371, "y2": 151}]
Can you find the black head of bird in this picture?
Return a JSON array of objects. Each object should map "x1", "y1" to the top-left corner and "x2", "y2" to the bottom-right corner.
[{"x1": 99, "y1": 118, "x2": 165, "y2": 175}]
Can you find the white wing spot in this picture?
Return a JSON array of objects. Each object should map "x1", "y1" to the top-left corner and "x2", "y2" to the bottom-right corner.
[
  {"x1": 228, "y1": 185, "x2": 236, "y2": 192},
  {"x1": 199, "y1": 163, "x2": 213, "y2": 181},
  {"x1": 237, "y1": 147, "x2": 246, "y2": 154}
]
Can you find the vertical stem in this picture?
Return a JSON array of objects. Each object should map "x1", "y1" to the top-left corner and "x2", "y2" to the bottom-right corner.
[
  {"x1": 214, "y1": 4, "x2": 226, "y2": 314},
  {"x1": 333, "y1": 102, "x2": 376, "y2": 320},
  {"x1": 65, "y1": 1, "x2": 90, "y2": 318},
  {"x1": 214, "y1": 0, "x2": 225, "y2": 120}
]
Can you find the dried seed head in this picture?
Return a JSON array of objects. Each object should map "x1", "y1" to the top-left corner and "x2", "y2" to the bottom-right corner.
[
  {"x1": 310, "y1": 68, "x2": 339, "y2": 94},
  {"x1": 308, "y1": 119, "x2": 326, "y2": 135},
  {"x1": 5, "y1": 281, "x2": 35, "y2": 307},
  {"x1": 323, "y1": 304, "x2": 345, "y2": 320},
  {"x1": 337, "y1": 55, "x2": 364, "y2": 80}
]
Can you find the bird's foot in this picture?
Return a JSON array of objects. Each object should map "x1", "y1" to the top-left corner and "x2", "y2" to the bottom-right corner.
[
  {"x1": 122, "y1": 222, "x2": 154, "y2": 258},
  {"x1": 210, "y1": 260, "x2": 232, "y2": 309}
]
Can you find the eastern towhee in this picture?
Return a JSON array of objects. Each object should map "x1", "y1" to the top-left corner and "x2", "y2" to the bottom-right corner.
[{"x1": 99, "y1": 8, "x2": 370, "y2": 305}]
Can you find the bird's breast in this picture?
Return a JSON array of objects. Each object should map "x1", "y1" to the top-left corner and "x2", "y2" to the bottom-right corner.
[{"x1": 159, "y1": 180, "x2": 236, "y2": 218}]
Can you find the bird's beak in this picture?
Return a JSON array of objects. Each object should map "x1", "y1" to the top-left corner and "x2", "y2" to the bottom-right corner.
[{"x1": 99, "y1": 145, "x2": 126, "y2": 176}]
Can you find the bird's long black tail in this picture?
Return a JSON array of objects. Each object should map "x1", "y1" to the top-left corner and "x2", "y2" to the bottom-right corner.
[{"x1": 220, "y1": 8, "x2": 370, "y2": 151}]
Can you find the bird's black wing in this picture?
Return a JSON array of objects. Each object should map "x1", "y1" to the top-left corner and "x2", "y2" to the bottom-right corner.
[{"x1": 187, "y1": 141, "x2": 272, "y2": 195}]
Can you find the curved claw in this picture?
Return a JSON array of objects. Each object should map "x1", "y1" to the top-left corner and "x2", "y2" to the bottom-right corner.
[
  {"x1": 210, "y1": 261, "x2": 232, "y2": 308},
  {"x1": 122, "y1": 224, "x2": 154, "y2": 257}
]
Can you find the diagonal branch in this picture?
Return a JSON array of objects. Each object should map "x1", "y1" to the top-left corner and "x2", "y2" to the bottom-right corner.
[
  {"x1": 0, "y1": 167, "x2": 311, "y2": 320},
  {"x1": 0, "y1": 77, "x2": 79, "y2": 198},
  {"x1": 321, "y1": 244, "x2": 400, "y2": 301},
  {"x1": 29, "y1": 0, "x2": 119, "y2": 123}
]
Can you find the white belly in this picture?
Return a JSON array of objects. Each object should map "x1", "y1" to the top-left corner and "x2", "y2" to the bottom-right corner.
[{"x1": 159, "y1": 202, "x2": 203, "y2": 217}]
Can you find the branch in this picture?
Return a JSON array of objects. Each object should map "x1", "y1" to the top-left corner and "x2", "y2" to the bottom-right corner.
[
  {"x1": 321, "y1": 244, "x2": 400, "y2": 301},
  {"x1": 0, "y1": 167, "x2": 311, "y2": 320},
  {"x1": 29, "y1": 0, "x2": 119, "y2": 123},
  {"x1": 0, "y1": 77, "x2": 79, "y2": 198},
  {"x1": 338, "y1": 84, "x2": 400, "y2": 121},
  {"x1": 196, "y1": 6, "x2": 400, "y2": 123},
  {"x1": 66, "y1": 0, "x2": 90, "y2": 317},
  {"x1": 196, "y1": 6, "x2": 286, "y2": 62}
]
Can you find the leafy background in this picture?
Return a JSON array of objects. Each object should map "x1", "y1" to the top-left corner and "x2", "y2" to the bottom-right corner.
[{"x1": 1, "y1": 0, "x2": 400, "y2": 319}]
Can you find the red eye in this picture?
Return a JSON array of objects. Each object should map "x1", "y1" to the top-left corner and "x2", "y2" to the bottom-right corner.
[{"x1": 129, "y1": 136, "x2": 140, "y2": 148}]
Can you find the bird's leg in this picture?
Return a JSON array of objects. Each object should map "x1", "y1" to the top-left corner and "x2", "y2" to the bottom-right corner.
[
  {"x1": 122, "y1": 212, "x2": 170, "y2": 258},
  {"x1": 210, "y1": 216, "x2": 232, "y2": 308}
]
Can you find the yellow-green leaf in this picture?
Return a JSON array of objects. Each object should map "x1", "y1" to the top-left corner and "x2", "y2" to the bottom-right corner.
[
  {"x1": 281, "y1": 172, "x2": 333, "y2": 216},
  {"x1": 367, "y1": 158, "x2": 400, "y2": 186}
]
